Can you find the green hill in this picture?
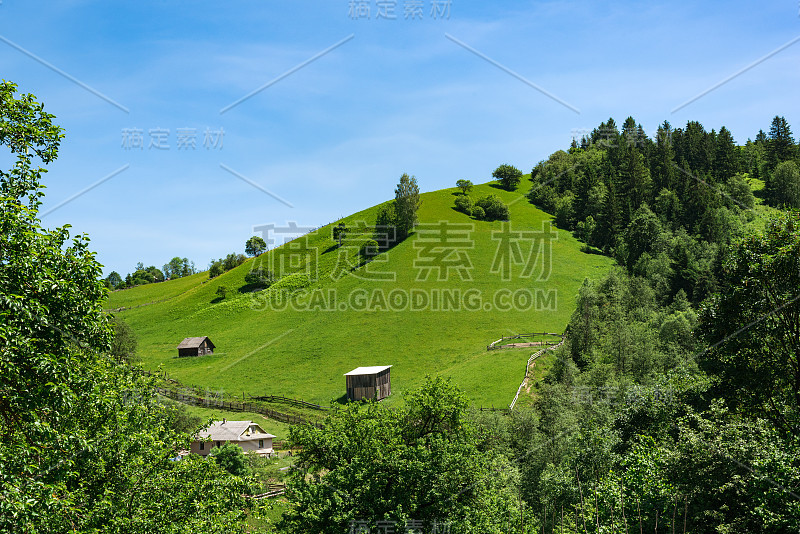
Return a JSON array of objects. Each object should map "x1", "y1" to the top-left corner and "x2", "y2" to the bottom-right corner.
[{"x1": 107, "y1": 179, "x2": 614, "y2": 407}]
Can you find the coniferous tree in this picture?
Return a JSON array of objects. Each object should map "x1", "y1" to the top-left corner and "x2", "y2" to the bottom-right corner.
[
  {"x1": 713, "y1": 126, "x2": 738, "y2": 183},
  {"x1": 651, "y1": 121, "x2": 677, "y2": 193},
  {"x1": 766, "y1": 115, "x2": 795, "y2": 171}
]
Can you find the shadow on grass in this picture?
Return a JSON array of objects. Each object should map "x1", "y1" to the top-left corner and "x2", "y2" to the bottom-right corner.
[
  {"x1": 580, "y1": 244, "x2": 606, "y2": 256},
  {"x1": 330, "y1": 394, "x2": 349, "y2": 406},
  {"x1": 237, "y1": 283, "x2": 266, "y2": 294}
]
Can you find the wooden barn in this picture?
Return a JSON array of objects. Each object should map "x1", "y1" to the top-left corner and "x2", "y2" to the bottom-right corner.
[
  {"x1": 345, "y1": 365, "x2": 392, "y2": 401},
  {"x1": 177, "y1": 336, "x2": 215, "y2": 357}
]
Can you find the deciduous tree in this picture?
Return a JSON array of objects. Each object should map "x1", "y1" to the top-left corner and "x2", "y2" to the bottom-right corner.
[{"x1": 492, "y1": 163, "x2": 523, "y2": 191}]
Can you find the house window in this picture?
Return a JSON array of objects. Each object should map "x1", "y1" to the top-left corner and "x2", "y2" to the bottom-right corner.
[
  {"x1": 259, "y1": 440, "x2": 264, "y2": 448},
  {"x1": 199, "y1": 442, "x2": 204, "y2": 451},
  {"x1": 216, "y1": 441, "x2": 220, "y2": 447}
]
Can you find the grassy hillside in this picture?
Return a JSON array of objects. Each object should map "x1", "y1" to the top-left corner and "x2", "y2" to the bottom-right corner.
[{"x1": 108, "y1": 178, "x2": 614, "y2": 409}]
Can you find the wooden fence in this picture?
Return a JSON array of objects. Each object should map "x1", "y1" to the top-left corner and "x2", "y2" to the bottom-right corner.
[
  {"x1": 509, "y1": 337, "x2": 565, "y2": 411},
  {"x1": 247, "y1": 483, "x2": 286, "y2": 499},
  {"x1": 155, "y1": 387, "x2": 321, "y2": 427},
  {"x1": 487, "y1": 332, "x2": 563, "y2": 350},
  {"x1": 249, "y1": 394, "x2": 327, "y2": 411}
]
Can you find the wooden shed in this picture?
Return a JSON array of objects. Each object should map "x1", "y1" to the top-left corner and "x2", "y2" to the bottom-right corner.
[
  {"x1": 345, "y1": 365, "x2": 392, "y2": 401},
  {"x1": 177, "y1": 336, "x2": 215, "y2": 357}
]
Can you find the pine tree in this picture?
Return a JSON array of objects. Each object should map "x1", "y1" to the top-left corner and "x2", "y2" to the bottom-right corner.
[
  {"x1": 713, "y1": 126, "x2": 738, "y2": 183},
  {"x1": 766, "y1": 115, "x2": 795, "y2": 171},
  {"x1": 651, "y1": 121, "x2": 677, "y2": 193}
]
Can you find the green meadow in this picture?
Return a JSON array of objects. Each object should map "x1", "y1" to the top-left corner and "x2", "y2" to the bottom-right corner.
[{"x1": 108, "y1": 179, "x2": 614, "y2": 409}]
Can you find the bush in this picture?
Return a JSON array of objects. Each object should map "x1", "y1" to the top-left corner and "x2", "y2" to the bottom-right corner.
[
  {"x1": 454, "y1": 195, "x2": 473, "y2": 214},
  {"x1": 208, "y1": 261, "x2": 223, "y2": 278},
  {"x1": 527, "y1": 183, "x2": 558, "y2": 213},
  {"x1": 471, "y1": 205, "x2": 485, "y2": 220},
  {"x1": 554, "y1": 191, "x2": 575, "y2": 229},
  {"x1": 475, "y1": 195, "x2": 509, "y2": 221},
  {"x1": 360, "y1": 239, "x2": 379, "y2": 259},
  {"x1": 210, "y1": 442, "x2": 249, "y2": 477},
  {"x1": 215, "y1": 285, "x2": 229, "y2": 299},
  {"x1": 109, "y1": 317, "x2": 138, "y2": 364},
  {"x1": 244, "y1": 267, "x2": 275, "y2": 288}
]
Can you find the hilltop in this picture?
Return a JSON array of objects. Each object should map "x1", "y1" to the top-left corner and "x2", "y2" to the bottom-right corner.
[{"x1": 107, "y1": 178, "x2": 614, "y2": 407}]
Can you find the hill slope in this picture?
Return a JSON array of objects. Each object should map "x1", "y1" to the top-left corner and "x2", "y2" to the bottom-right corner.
[{"x1": 107, "y1": 179, "x2": 614, "y2": 406}]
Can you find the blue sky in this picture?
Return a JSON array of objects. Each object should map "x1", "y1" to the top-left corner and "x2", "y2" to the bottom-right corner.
[{"x1": 1, "y1": 0, "x2": 798, "y2": 275}]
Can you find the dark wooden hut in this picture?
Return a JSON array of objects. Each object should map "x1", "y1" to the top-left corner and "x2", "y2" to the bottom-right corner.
[
  {"x1": 177, "y1": 336, "x2": 215, "y2": 357},
  {"x1": 345, "y1": 366, "x2": 392, "y2": 401}
]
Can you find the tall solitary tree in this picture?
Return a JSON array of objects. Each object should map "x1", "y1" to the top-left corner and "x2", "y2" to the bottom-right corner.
[
  {"x1": 492, "y1": 163, "x2": 523, "y2": 191},
  {"x1": 245, "y1": 235, "x2": 267, "y2": 256},
  {"x1": 394, "y1": 173, "x2": 420, "y2": 240},
  {"x1": 455, "y1": 179, "x2": 473, "y2": 195}
]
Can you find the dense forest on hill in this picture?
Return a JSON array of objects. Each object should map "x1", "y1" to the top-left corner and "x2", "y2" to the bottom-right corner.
[
  {"x1": 3, "y1": 77, "x2": 800, "y2": 533},
  {"x1": 482, "y1": 116, "x2": 800, "y2": 531}
]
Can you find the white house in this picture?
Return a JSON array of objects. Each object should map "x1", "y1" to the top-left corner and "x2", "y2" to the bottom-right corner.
[{"x1": 191, "y1": 419, "x2": 275, "y2": 457}]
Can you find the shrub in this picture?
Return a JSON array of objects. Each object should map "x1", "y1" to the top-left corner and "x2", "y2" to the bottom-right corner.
[
  {"x1": 210, "y1": 442, "x2": 249, "y2": 477},
  {"x1": 454, "y1": 195, "x2": 473, "y2": 214},
  {"x1": 360, "y1": 239, "x2": 379, "y2": 259},
  {"x1": 215, "y1": 285, "x2": 229, "y2": 299},
  {"x1": 475, "y1": 195, "x2": 509, "y2": 221},
  {"x1": 244, "y1": 267, "x2": 275, "y2": 288},
  {"x1": 471, "y1": 205, "x2": 485, "y2": 220}
]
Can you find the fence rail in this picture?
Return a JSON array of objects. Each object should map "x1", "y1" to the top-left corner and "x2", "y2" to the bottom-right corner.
[
  {"x1": 249, "y1": 394, "x2": 327, "y2": 411},
  {"x1": 487, "y1": 332, "x2": 563, "y2": 351},
  {"x1": 155, "y1": 387, "x2": 322, "y2": 427},
  {"x1": 509, "y1": 336, "x2": 565, "y2": 411}
]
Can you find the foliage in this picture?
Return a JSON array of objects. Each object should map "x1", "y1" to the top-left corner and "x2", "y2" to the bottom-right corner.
[
  {"x1": 455, "y1": 179, "x2": 473, "y2": 195},
  {"x1": 453, "y1": 194, "x2": 473, "y2": 214},
  {"x1": 360, "y1": 238, "x2": 379, "y2": 259},
  {"x1": 245, "y1": 235, "x2": 267, "y2": 257},
  {"x1": 699, "y1": 211, "x2": 800, "y2": 434},
  {"x1": 332, "y1": 221, "x2": 347, "y2": 247},
  {"x1": 124, "y1": 265, "x2": 165, "y2": 287},
  {"x1": 216, "y1": 285, "x2": 229, "y2": 299},
  {"x1": 281, "y1": 377, "x2": 520, "y2": 534},
  {"x1": 0, "y1": 81, "x2": 256, "y2": 533},
  {"x1": 492, "y1": 163, "x2": 522, "y2": 191},
  {"x1": 770, "y1": 160, "x2": 800, "y2": 208},
  {"x1": 109, "y1": 315, "x2": 138, "y2": 364},
  {"x1": 394, "y1": 173, "x2": 421, "y2": 240},
  {"x1": 211, "y1": 442, "x2": 251, "y2": 477},
  {"x1": 162, "y1": 256, "x2": 196, "y2": 280},
  {"x1": 209, "y1": 253, "x2": 246, "y2": 279},
  {"x1": 105, "y1": 270, "x2": 123, "y2": 288},
  {"x1": 474, "y1": 194, "x2": 509, "y2": 221},
  {"x1": 244, "y1": 266, "x2": 275, "y2": 289}
]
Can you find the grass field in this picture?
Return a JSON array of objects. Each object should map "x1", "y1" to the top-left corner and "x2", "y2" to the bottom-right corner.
[{"x1": 108, "y1": 178, "x2": 615, "y2": 407}]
